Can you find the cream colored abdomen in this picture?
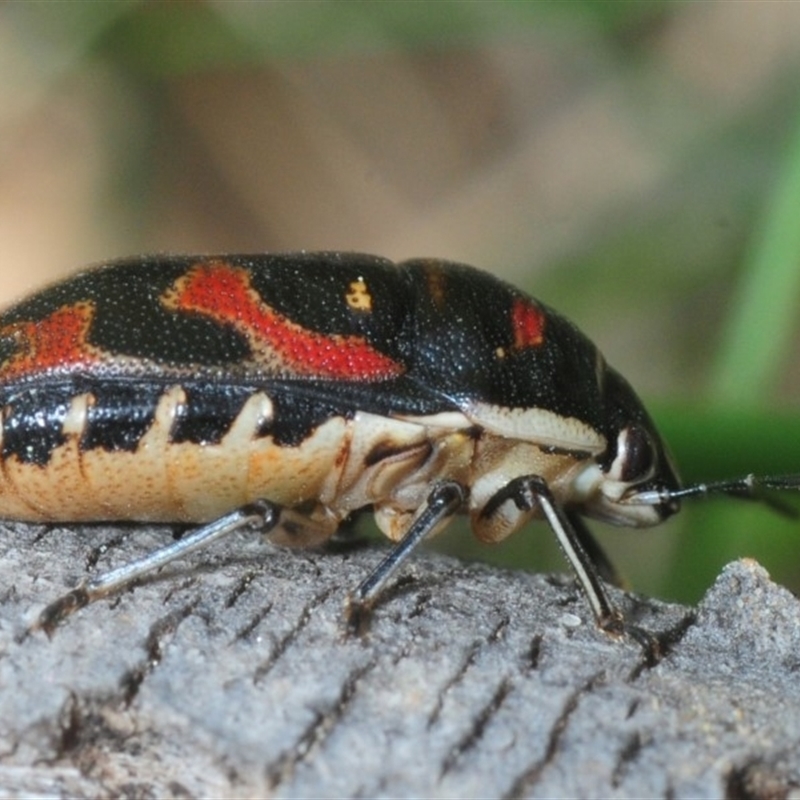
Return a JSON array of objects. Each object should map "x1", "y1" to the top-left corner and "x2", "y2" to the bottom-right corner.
[
  {"x1": 0, "y1": 386, "x2": 472, "y2": 527},
  {"x1": 0, "y1": 388, "x2": 349, "y2": 523}
]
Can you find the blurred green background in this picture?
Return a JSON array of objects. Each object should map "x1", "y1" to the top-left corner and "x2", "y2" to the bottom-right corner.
[{"x1": 1, "y1": 1, "x2": 799, "y2": 605}]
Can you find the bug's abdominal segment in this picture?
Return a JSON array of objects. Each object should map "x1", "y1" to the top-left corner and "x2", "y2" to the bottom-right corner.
[
  {"x1": 0, "y1": 391, "x2": 90, "y2": 520},
  {"x1": 0, "y1": 383, "x2": 339, "y2": 524}
]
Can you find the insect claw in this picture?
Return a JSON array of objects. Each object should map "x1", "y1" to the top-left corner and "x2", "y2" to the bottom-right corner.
[
  {"x1": 343, "y1": 594, "x2": 373, "y2": 638},
  {"x1": 31, "y1": 582, "x2": 91, "y2": 636},
  {"x1": 595, "y1": 608, "x2": 624, "y2": 638},
  {"x1": 623, "y1": 623, "x2": 663, "y2": 667},
  {"x1": 594, "y1": 610, "x2": 663, "y2": 666}
]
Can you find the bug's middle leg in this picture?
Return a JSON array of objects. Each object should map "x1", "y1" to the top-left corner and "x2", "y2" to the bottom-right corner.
[{"x1": 345, "y1": 480, "x2": 467, "y2": 634}]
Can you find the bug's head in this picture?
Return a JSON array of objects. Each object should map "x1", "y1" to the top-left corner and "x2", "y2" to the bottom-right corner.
[
  {"x1": 576, "y1": 366, "x2": 800, "y2": 525},
  {"x1": 575, "y1": 367, "x2": 682, "y2": 527}
]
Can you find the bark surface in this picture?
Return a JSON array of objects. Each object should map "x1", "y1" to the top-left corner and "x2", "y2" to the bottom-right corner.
[{"x1": 1, "y1": 520, "x2": 799, "y2": 799}]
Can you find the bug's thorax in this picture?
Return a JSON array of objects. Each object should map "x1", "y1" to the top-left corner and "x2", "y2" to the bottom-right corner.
[
  {"x1": 359, "y1": 418, "x2": 604, "y2": 545},
  {"x1": 465, "y1": 435, "x2": 594, "y2": 543}
]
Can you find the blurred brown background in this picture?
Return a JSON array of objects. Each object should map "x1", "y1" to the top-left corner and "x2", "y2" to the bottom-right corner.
[{"x1": 2, "y1": 2, "x2": 800, "y2": 602}]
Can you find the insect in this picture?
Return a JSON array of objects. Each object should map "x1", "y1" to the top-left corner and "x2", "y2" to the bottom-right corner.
[{"x1": 1, "y1": 253, "x2": 797, "y2": 648}]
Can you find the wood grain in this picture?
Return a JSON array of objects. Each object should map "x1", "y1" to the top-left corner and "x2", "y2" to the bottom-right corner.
[{"x1": 1, "y1": 520, "x2": 799, "y2": 798}]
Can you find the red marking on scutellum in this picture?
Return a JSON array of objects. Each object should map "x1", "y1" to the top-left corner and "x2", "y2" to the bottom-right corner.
[
  {"x1": 0, "y1": 303, "x2": 100, "y2": 381},
  {"x1": 511, "y1": 297, "x2": 545, "y2": 349},
  {"x1": 163, "y1": 261, "x2": 403, "y2": 380}
]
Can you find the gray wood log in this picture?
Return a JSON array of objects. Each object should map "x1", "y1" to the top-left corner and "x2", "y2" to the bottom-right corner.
[{"x1": 1, "y1": 519, "x2": 799, "y2": 799}]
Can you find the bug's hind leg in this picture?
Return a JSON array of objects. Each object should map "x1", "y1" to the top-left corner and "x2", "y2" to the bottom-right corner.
[
  {"x1": 345, "y1": 481, "x2": 466, "y2": 635},
  {"x1": 31, "y1": 499, "x2": 335, "y2": 635}
]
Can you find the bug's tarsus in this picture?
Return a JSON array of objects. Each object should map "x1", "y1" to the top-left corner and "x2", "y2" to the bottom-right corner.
[
  {"x1": 576, "y1": 596, "x2": 665, "y2": 666},
  {"x1": 345, "y1": 481, "x2": 466, "y2": 635},
  {"x1": 609, "y1": 616, "x2": 661, "y2": 665},
  {"x1": 36, "y1": 584, "x2": 92, "y2": 637},
  {"x1": 344, "y1": 599, "x2": 372, "y2": 638},
  {"x1": 491, "y1": 476, "x2": 684, "y2": 662}
]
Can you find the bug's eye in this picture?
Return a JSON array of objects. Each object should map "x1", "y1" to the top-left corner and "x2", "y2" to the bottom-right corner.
[{"x1": 612, "y1": 424, "x2": 656, "y2": 484}]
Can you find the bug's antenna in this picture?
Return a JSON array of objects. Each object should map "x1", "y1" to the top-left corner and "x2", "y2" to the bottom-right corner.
[{"x1": 631, "y1": 473, "x2": 800, "y2": 518}]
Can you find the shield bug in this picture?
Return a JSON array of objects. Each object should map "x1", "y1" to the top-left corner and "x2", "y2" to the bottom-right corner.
[{"x1": 1, "y1": 253, "x2": 797, "y2": 647}]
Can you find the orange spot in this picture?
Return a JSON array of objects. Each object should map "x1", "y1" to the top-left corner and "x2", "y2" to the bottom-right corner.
[
  {"x1": 163, "y1": 261, "x2": 403, "y2": 380},
  {"x1": 511, "y1": 298, "x2": 545, "y2": 349},
  {"x1": 345, "y1": 278, "x2": 372, "y2": 311},
  {"x1": 0, "y1": 302, "x2": 99, "y2": 381}
]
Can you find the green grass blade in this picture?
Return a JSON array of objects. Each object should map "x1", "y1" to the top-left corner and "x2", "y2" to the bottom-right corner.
[{"x1": 711, "y1": 102, "x2": 800, "y2": 406}]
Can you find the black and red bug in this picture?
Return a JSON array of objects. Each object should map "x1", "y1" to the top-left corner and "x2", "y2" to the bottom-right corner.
[{"x1": 0, "y1": 252, "x2": 797, "y2": 645}]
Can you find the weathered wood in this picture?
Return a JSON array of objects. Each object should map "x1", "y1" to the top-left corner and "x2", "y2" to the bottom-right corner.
[{"x1": 1, "y1": 519, "x2": 799, "y2": 798}]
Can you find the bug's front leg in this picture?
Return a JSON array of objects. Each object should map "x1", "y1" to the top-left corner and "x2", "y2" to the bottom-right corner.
[
  {"x1": 32, "y1": 500, "x2": 336, "y2": 635},
  {"x1": 482, "y1": 475, "x2": 660, "y2": 659},
  {"x1": 565, "y1": 508, "x2": 626, "y2": 589},
  {"x1": 345, "y1": 481, "x2": 467, "y2": 635}
]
